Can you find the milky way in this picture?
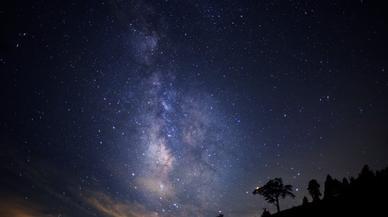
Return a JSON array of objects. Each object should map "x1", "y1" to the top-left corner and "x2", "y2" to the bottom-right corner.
[
  {"x1": 128, "y1": 72, "x2": 236, "y2": 216},
  {"x1": 2, "y1": 1, "x2": 388, "y2": 217},
  {"x1": 114, "y1": 4, "x2": 241, "y2": 214}
]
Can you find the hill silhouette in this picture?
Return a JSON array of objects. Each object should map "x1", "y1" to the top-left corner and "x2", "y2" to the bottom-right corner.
[{"x1": 262, "y1": 165, "x2": 388, "y2": 217}]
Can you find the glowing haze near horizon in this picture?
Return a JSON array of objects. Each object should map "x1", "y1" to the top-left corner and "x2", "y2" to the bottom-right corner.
[{"x1": 1, "y1": 1, "x2": 388, "y2": 217}]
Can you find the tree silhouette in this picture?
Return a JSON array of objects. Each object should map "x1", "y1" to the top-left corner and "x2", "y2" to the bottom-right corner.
[
  {"x1": 302, "y1": 196, "x2": 309, "y2": 205},
  {"x1": 253, "y1": 177, "x2": 295, "y2": 213},
  {"x1": 358, "y1": 164, "x2": 374, "y2": 181},
  {"x1": 308, "y1": 179, "x2": 321, "y2": 202},
  {"x1": 323, "y1": 174, "x2": 333, "y2": 199},
  {"x1": 342, "y1": 177, "x2": 349, "y2": 185},
  {"x1": 324, "y1": 175, "x2": 343, "y2": 199},
  {"x1": 261, "y1": 208, "x2": 271, "y2": 217}
]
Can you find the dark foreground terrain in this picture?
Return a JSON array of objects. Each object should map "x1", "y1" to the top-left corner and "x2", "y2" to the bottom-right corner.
[{"x1": 270, "y1": 166, "x2": 388, "y2": 217}]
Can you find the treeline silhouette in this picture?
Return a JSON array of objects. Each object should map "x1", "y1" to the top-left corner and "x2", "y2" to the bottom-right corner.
[
  {"x1": 216, "y1": 165, "x2": 388, "y2": 217},
  {"x1": 264, "y1": 165, "x2": 388, "y2": 217}
]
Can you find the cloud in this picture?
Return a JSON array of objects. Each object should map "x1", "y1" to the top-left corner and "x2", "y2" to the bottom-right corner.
[
  {"x1": 0, "y1": 197, "x2": 53, "y2": 217},
  {"x1": 86, "y1": 192, "x2": 159, "y2": 217}
]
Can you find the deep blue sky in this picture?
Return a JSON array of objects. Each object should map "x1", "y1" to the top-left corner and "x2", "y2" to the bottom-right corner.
[{"x1": 1, "y1": 1, "x2": 388, "y2": 216}]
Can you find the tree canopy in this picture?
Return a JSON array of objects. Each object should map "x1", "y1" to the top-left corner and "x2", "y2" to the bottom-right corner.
[{"x1": 253, "y1": 177, "x2": 295, "y2": 212}]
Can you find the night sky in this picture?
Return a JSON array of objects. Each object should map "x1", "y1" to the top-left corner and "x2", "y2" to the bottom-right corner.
[{"x1": 1, "y1": 0, "x2": 388, "y2": 216}]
